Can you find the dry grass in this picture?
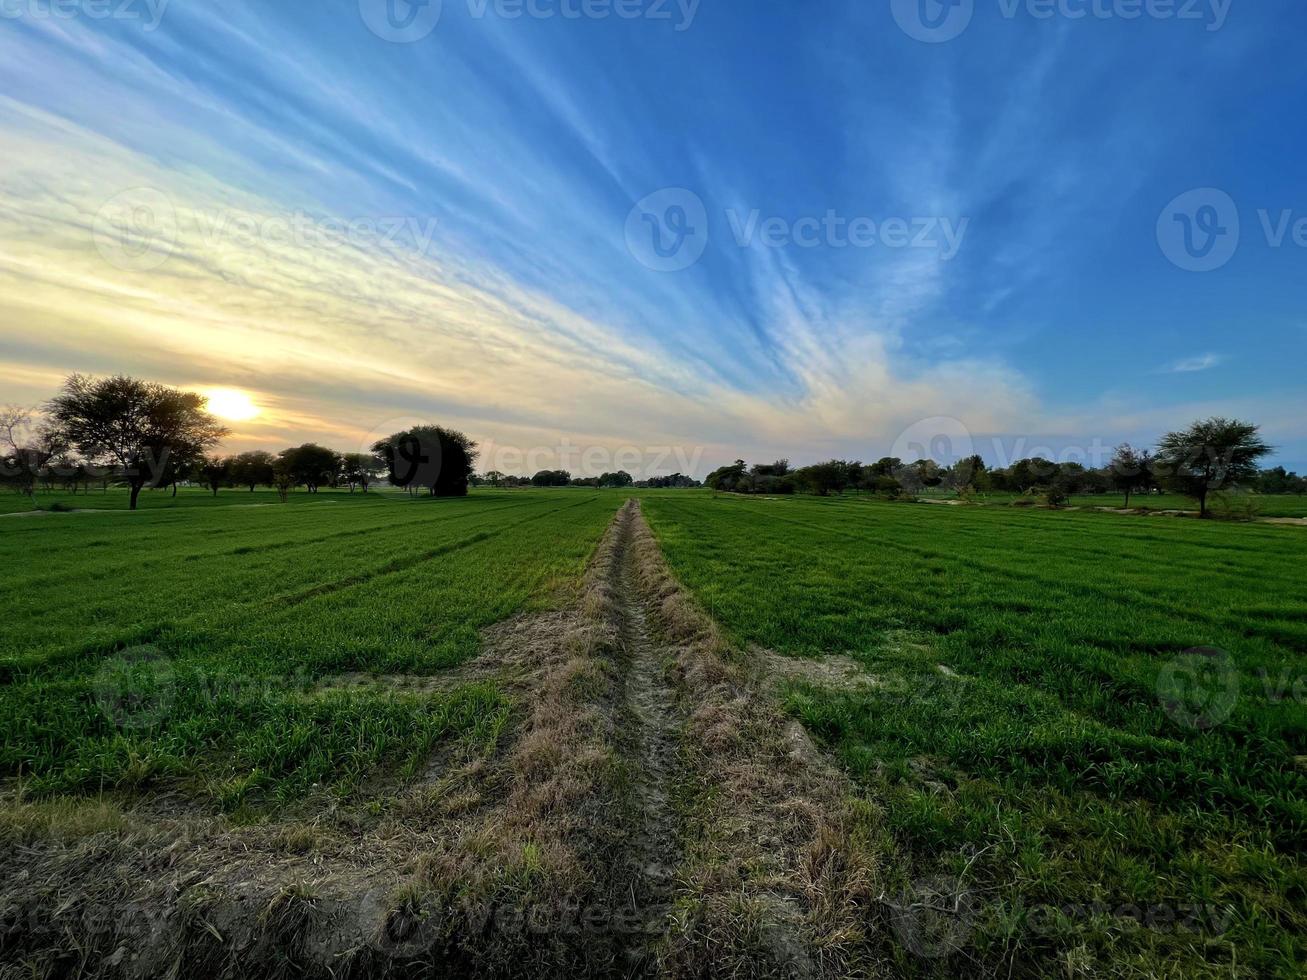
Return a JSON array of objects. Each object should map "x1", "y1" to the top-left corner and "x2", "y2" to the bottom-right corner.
[{"x1": 624, "y1": 500, "x2": 891, "y2": 978}]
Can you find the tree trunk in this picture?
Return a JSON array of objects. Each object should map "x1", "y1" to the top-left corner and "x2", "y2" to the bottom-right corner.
[
  {"x1": 129, "y1": 483, "x2": 143, "y2": 510},
  {"x1": 1199, "y1": 488, "x2": 1208, "y2": 518},
  {"x1": 1124, "y1": 489, "x2": 1131, "y2": 509},
  {"x1": 172, "y1": 482, "x2": 178, "y2": 498}
]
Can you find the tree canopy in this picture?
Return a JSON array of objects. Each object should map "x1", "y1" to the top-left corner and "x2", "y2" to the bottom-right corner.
[{"x1": 45, "y1": 375, "x2": 228, "y2": 509}]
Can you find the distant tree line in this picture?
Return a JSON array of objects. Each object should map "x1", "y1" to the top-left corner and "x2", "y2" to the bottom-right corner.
[
  {"x1": 0, "y1": 377, "x2": 1288, "y2": 518},
  {"x1": 707, "y1": 418, "x2": 1284, "y2": 518},
  {"x1": 473, "y1": 469, "x2": 698, "y2": 489},
  {"x1": 1, "y1": 376, "x2": 480, "y2": 509}
]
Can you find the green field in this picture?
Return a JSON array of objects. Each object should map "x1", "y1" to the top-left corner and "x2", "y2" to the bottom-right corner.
[
  {"x1": 641, "y1": 493, "x2": 1307, "y2": 976},
  {"x1": 3, "y1": 488, "x2": 1305, "y2": 975},
  {"x1": 1, "y1": 490, "x2": 620, "y2": 806},
  {"x1": 917, "y1": 488, "x2": 1307, "y2": 518}
]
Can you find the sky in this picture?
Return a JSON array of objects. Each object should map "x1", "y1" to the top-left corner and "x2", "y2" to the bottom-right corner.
[{"x1": 0, "y1": 0, "x2": 1304, "y2": 477}]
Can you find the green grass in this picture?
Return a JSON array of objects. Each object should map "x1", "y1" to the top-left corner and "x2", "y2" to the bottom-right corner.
[
  {"x1": 0, "y1": 486, "x2": 431, "y2": 513},
  {"x1": 640, "y1": 492, "x2": 1307, "y2": 977},
  {"x1": 1, "y1": 490, "x2": 621, "y2": 806},
  {"x1": 917, "y1": 488, "x2": 1307, "y2": 518}
]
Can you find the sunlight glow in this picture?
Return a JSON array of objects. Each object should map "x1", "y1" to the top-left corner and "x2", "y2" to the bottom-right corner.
[{"x1": 205, "y1": 388, "x2": 260, "y2": 422}]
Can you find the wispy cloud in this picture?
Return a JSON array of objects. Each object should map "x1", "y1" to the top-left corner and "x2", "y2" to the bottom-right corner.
[
  {"x1": 1164, "y1": 353, "x2": 1224, "y2": 374},
  {"x1": 0, "y1": 3, "x2": 1302, "y2": 471}
]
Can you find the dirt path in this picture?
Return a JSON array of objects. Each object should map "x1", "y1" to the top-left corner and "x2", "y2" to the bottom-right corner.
[{"x1": 607, "y1": 501, "x2": 685, "y2": 969}]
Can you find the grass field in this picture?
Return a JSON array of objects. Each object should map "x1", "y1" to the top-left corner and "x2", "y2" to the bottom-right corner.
[
  {"x1": 641, "y1": 493, "x2": 1307, "y2": 977},
  {"x1": 917, "y1": 488, "x2": 1307, "y2": 518},
  {"x1": 3, "y1": 488, "x2": 1304, "y2": 976},
  {"x1": 1, "y1": 490, "x2": 620, "y2": 806}
]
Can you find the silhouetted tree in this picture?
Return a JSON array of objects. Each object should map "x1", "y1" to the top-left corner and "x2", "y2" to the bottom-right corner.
[
  {"x1": 373, "y1": 425, "x2": 477, "y2": 497},
  {"x1": 200, "y1": 456, "x2": 230, "y2": 496},
  {"x1": 340, "y1": 452, "x2": 383, "y2": 493},
  {"x1": 278, "y1": 444, "x2": 341, "y2": 493},
  {"x1": 45, "y1": 375, "x2": 228, "y2": 510},
  {"x1": 229, "y1": 451, "x2": 277, "y2": 491}
]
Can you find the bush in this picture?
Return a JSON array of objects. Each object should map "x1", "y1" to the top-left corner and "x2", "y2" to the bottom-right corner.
[{"x1": 1043, "y1": 486, "x2": 1069, "y2": 508}]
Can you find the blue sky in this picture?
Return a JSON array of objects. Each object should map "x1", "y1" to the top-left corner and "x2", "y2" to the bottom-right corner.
[{"x1": 0, "y1": 0, "x2": 1303, "y2": 475}]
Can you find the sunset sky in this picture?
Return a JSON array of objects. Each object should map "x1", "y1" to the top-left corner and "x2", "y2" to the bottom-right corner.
[{"x1": 1, "y1": 0, "x2": 1304, "y2": 475}]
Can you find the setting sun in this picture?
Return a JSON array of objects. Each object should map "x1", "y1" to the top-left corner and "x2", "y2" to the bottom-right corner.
[{"x1": 204, "y1": 388, "x2": 260, "y2": 422}]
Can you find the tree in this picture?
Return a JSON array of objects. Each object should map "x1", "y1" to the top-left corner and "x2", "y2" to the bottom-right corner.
[
  {"x1": 705, "y1": 460, "x2": 748, "y2": 493},
  {"x1": 373, "y1": 425, "x2": 477, "y2": 497},
  {"x1": 599, "y1": 470, "x2": 634, "y2": 488},
  {"x1": 45, "y1": 375, "x2": 228, "y2": 510},
  {"x1": 483, "y1": 470, "x2": 506, "y2": 488},
  {"x1": 200, "y1": 455, "x2": 230, "y2": 497},
  {"x1": 1108, "y1": 444, "x2": 1154, "y2": 509},
  {"x1": 950, "y1": 454, "x2": 987, "y2": 491},
  {"x1": 867, "y1": 457, "x2": 901, "y2": 478},
  {"x1": 1008, "y1": 457, "x2": 1059, "y2": 493},
  {"x1": 1154, "y1": 418, "x2": 1272, "y2": 517},
  {"x1": 794, "y1": 460, "x2": 860, "y2": 496},
  {"x1": 1, "y1": 408, "x2": 64, "y2": 498},
  {"x1": 751, "y1": 460, "x2": 791, "y2": 478},
  {"x1": 278, "y1": 444, "x2": 341, "y2": 494},
  {"x1": 340, "y1": 452, "x2": 382, "y2": 493},
  {"x1": 530, "y1": 469, "x2": 571, "y2": 487},
  {"x1": 229, "y1": 451, "x2": 277, "y2": 491},
  {"x1": 271, "y1": 459, "x2": 296, "y2": 503}
]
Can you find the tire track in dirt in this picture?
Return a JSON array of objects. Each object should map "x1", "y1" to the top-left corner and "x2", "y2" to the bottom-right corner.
[{"x1": 605, "y1": 501, "x2": 683, "y2": 972}]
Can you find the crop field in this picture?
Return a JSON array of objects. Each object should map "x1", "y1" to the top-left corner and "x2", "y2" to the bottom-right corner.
[
  {"x1": 641, "y1": 493, "x2": 1307, "y2": 976},
  {"x1": 1, "y1": 491, "x2": 620, "y2": 805},
  {"x1": 2, "y1": 489, "x2": 1304, "y2": 977},
  {"x1": 916, "y1": 489, "x2": 1307, "y2": 518}
]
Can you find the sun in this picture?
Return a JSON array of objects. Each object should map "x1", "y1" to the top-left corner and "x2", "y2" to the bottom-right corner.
[{"x1": 204, "y1": 388, "x2": 260, "y2": 422}]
